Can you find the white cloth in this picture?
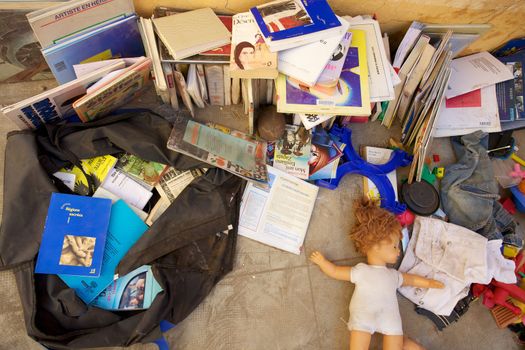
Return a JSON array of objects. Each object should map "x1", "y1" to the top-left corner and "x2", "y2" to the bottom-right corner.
[
  {"x1": 348, "y1": 263, "x2": 404, "y2": 335},
  {"x1": 485, "y1": 239, "x2": 517, "y2": 284},
  {"x1": 399, "y1": 217, "x2": 516, "y2": 316}
]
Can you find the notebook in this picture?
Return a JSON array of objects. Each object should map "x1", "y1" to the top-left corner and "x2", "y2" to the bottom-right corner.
[{"x1": 153, "y1": 8, "x2": 231, "y2": 60}]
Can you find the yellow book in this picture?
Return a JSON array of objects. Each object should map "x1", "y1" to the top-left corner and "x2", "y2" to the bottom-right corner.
[
  {"x1": 276, "y1": 29, "x2": 371, "y2": 116},
  {"x1": 54, "y1": 155, "x2": 117, "y2": 196}
]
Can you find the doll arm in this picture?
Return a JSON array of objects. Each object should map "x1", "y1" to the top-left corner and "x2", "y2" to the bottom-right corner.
[
  {"x1": 309, "y1": 251, "x2": 351, "y2": 282},
  {"x1": 402, "y1": 273, "x2": 444, "y2": 289}
]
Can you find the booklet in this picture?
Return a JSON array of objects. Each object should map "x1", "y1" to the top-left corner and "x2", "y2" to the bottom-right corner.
[
  {"x1": 91, "y1": 265, "x2": 163, "y2": 310},
  {"x1": 35, "y1": 193, "x2": 112, "y2": 277},
  {"x1": 238, "y1": 166, "x2": 318, "y2": 254},
  {"x1": 273, "y1": 125, "x2": 312, "y2": 179}
]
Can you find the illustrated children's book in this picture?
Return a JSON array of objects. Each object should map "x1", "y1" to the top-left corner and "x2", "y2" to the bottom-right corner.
[
  {"x1": 273, "y1": 124, "x2": 312, "y2": 179},
  {"x1": 91, "y1": 265, "x2": 163, "y2": 310},
  {"x1": 53, "y1": 155, "x2": 118, "y2": 196},
  {"x1": 308, "y1": 126, "x2": 342, "y2": 176},
  {"x1": 250, "y1": 0, "x2": 342, "y2": 52},
  {"x1": 229, "y1": 12, "x2": 278, "y2": 79},
  {"x1": 276, "y1": 29, "x2": 371, "y2": 116},
  {"x1": 35, "y1": 193, "x2": 112, "y2": 277},
  {"x1": 42, "y1": 15, "x2": 145, "y2": 84},
  {"x1": 60, "y1": 200, "x2": 148, "y2": 304}
]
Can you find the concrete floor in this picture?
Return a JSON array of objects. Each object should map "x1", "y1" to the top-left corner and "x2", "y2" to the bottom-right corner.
[{"x1": 0, "y1": 81, "x2": 523, "y2": 350}]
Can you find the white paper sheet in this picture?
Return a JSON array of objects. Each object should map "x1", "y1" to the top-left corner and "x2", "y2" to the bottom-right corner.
[{"x1": 101, "y1": 169, "x2": 153, "y2": 210}]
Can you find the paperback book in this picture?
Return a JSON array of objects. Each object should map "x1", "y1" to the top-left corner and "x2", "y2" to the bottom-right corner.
[
  {"x1": 166, "y1": 117, "x2": 269, "y2": 184},
  {"x1": 91, "y1": 265, "x2": 163, "y2": 310},
  {"x1": 114, "y1": 154, "x2": 169, "y2": 190},
  {"x1": 273, "y1": 125, "x2": 312, "y2": 179},
  {"x1": 35, "y1": 193, "x2": 112, "y2": 277},
  {"x1": 229, "y1": 12, "x2": 278, "y2": 79}
]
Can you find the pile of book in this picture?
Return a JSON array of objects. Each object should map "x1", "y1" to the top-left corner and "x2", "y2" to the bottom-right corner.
[
  {"x1": 1, "y1": 0, "x2": 152, "y2": 129},
  {"x1": 34, "y1": 153, "x2": 206, "y2": 309}
]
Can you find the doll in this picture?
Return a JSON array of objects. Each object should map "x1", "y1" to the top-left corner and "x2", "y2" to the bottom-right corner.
[{"x1": 310, "y1": 200, "x2": 444, "y2": 350}]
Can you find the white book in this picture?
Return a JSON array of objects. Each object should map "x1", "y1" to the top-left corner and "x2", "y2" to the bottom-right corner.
[
  {"x1": 247, "y1": 79, "x2": 255, "y2": 134},
  {"x1": 162, "y1": 62, "x2": 180, "y2": 110},
  {"x1": 241, "y1": 79, "x2": 249, "y2": 114},
  {"x1": 173, "y1": 70, "x2": 195, "y2": 117},
  {"x1": 223, "y1": 65, "x2": 232, "y2": 106},
  {"x1": 101, "y1": 169, "x2": 153, "y2": 211},
  {"x1": 297, "y1": 113, "x2": 334, "y2": 130},
  {"x1": 1, "y1": 61, "x2": 125, "y2": 129},
  {"x1": 92, "y1": 187, "x2": 148, "y2": 221},
  {"x1": 27, "y1": 0, "x2": 135, "y2": 48},
  {"x1": 204, "y1": 65, "x2": 225, "y2": 106},
  {"x1": 345, "y1": 17, "x2": 395, "y2": 102},
  {"x1": 266, "y1": 79, "x2": 274, "y2": 105},
  {"x1": 187, "y1": 64, "x2": 206, "y2": 108},
  {"x1": 232, "y1": 77, "x2": 241, "y2": 104},
  {"x1": 277, "y1": 17, "x2": 350, "y2": 86},
  {"x1": 238, "y1": 166, "x2": 319, "y2": 255},
  {"x1": 195, "y1": 65, "x2": 209, "y2": 104},
  {"x1": 446, "y1": 51, "x2": 514, "y2": 99}
]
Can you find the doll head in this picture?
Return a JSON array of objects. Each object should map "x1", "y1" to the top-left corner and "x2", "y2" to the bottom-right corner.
[{"x1": 349, "y1": 200, "x2": 402, "y2": 264}]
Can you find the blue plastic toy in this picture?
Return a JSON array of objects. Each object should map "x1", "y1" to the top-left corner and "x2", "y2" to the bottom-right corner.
[{"x1": 316, "y1": 126, "x2": 413, "y2": 214}]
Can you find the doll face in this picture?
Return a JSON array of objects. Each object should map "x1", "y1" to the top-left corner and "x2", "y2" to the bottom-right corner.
[{"x1": 375, "y1": 233, "x2": 401, "y2": 264}]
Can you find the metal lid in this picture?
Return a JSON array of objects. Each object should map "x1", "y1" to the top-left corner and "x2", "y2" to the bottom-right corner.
[{"x1": 400, "y1": 181, "x2": 440, "y2": 216}]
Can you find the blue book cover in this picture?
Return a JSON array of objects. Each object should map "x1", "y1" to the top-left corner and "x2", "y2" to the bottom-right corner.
[
  {"x1": 250, "y1": 0, "x2": 340, "y2": 41},
  {"x1": 59, "y1": 200, "x2": 148, "y2": 304},
  {"x1": 43, "y1": 15, "x2": 145, "y2": 84},
  {"x1": 35, "y1": 193, "x2": 112, "y2": 277},
  {"x1": 90, "y1": 265, "x2": 163, "y2": 310}
]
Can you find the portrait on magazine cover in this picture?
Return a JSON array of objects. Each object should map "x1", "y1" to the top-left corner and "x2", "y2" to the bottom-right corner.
[{"x1": 231, "y1": 35, "x2": 275, "y2": 71}]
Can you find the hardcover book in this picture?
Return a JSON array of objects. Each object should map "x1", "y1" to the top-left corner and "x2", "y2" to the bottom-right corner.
[
  {"x1": 60, "y1": 200, "x2": 148, "y2": 304},
  {"x1": 201, "y1": 15, "x2": 233, "y2": 56},
  {"x1": 273, "y1": 124, "x2": 312, "y2": 179},
  {"x1": 250, "y1": 0, "x2": 342, "y2": 52},
  {"x1": 229, "y1": 12, "x2": 278, "y2": 79},
  {"x1": 35, "y1": 193, "x2": 112, "y2": 277},
  {"x1": 91, "y1": 265, "x2": 163, "y2": 310},
  {"x1": 276, "y1": 29, "x2": 371, "y2": 116},
  {"x1": 42, "y1": 15, "x2": 145, "y2": 84}
]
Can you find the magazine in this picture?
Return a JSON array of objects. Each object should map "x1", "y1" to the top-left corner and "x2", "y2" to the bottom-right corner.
[
  {"x1": 114, "y1": 153, "x2": 169, "y2": 190},
  {"x1": 229, "y1": 12, "x2": 278, "y2": 79},
  {"x1": 91, "y1": 265, "x2": 163, "y2": 310},
  {"x1": 73, "y1": 57, "x2": 152, "y2": 122},
  {"x1": 166, "y1": 117, "x2": 269, "y2": 184},
  {"x1": 35, "y1": 193, "x2": 112, "y2": 277},
  {"x1": 238, "y1": 166, "x2": 319, "y2": 255},
  {"x1": 308, "y1": 127, "x2": 342, "y2": 177},
  {"x1": 276, "y1": 29, "x2": 371, "y2": 116},
  {"x1": 273, "y1": 125, "x2": 312, "y2": 179}
]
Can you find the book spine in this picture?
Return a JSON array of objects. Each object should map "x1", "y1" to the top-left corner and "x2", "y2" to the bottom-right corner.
[
  {"x1": 162, "y1": 62, "x2": 179, "y2": 110},
  {"x1": 223, "y1": 65, "x2": 231, "y2": 106},
  {"x1": 231, "y1": 77, "x2": 241, "y2": 104},
  {"x1": 204, "y1": 65, "x2": 225, "y2": 106}
]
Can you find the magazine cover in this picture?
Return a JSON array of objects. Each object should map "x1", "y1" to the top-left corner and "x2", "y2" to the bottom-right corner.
[
  {"x1": 276, "y1": 29, "x2": 371, "y2": 116},
  {"x1": 42, "y1": 15, "x2": 145, "y2": 84},
  {"x1": 54, "y1": 155, "x2": 118, "y2": 196},
  {"x1": 73, "y1": 57, "x2": 152, "y2": 122},
  {"x1": 250, "y1": 0, "x2": 340, "y2": 41},
  {"x1": 1, "y1": 60, "x2": 125, "y2": 129},
  {"x1": 91, "y1": 265, "x2": 163, "y2": 310},
  {"x1": 498, "y1": 50, "x2": 524, "y2": 120},
  {"x1": 60, "y1": 200, "x2": 148, "y2": 304},
  {"x1": 167, "y1": 117, "x2": 269, "y2": 184},
  {"x1": 114, "y1": 153, "x2": 169, "y2": 188},
  {"x1": 35, "y1": 193, "x2": 112, "y2": 277},
  {"x1": 273, "y1": 125, "x2": 312, "y2": 179},
  {"x1": 229, "y1": 12, "x2": 278, "y2": 79}
]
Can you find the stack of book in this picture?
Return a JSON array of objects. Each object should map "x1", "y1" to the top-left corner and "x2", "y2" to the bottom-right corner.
[{"x1": 34, "y1": 152, "x2": 207, "y2": 309}]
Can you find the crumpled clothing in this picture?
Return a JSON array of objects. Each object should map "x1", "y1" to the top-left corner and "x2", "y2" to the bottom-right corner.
[
  {"x1": 399, "y1": 216, "x2": 515, "y2": 316},
  {"x1": 440, "y1": 130, "x2": 523, "y2": 247}
]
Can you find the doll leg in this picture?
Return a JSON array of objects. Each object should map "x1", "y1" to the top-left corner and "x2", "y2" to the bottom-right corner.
[
  {"x1": 383, "y1": 335, "x2": 424, "y2": 350},
  {"x1": 349, "y1": 330, "x2": 371, "y2": 350}
]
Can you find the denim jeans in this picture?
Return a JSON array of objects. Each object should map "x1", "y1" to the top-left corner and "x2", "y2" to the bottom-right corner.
[{"x1": 440, "y1": 131, "x2": 523, "y2": 247}]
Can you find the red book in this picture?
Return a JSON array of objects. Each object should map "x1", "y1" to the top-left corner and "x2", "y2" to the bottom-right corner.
[{"x1": 200, "y1": 15, "x2": 232, "y2": 56}]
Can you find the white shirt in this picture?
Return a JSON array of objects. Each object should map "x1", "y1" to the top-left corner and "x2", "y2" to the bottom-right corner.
[{"x1": 348, "y1": 263, "x2": 404, "y2": 335}]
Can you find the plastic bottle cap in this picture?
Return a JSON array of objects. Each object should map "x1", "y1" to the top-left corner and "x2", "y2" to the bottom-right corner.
[{"x1": 400, "y1": 181, "x2": 440, "y2": 216}]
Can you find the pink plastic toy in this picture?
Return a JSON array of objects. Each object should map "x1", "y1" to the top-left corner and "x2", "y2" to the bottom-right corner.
[
  {"x1": 510, "y1": 164, "x2": 525, "y2": 179},
  {"x1": 396, "y1": 209, "x2": 415, "y2": 226}
]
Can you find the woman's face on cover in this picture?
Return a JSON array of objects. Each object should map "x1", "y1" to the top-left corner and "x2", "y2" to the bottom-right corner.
[{"x1": 239, "y1": 47, "x2": 255, "y2": 66}]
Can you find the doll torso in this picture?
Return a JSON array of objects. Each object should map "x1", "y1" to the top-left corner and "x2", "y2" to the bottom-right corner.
[{"x1": 348, "y1": 263, "x2": 404, "y2": 335}]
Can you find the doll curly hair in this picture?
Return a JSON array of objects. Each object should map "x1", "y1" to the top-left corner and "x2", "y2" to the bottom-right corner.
[{"x1": 349, "y1": 199, "x2": 402, "y2": 255}]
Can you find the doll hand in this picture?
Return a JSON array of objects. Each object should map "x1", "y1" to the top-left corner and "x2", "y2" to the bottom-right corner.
[
  {"x1": 309, "y1": 251, "x2": 326, "y2": 266},
  {"x1": 429, "y1": 280, "x2": 445, "y2": 289}
]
